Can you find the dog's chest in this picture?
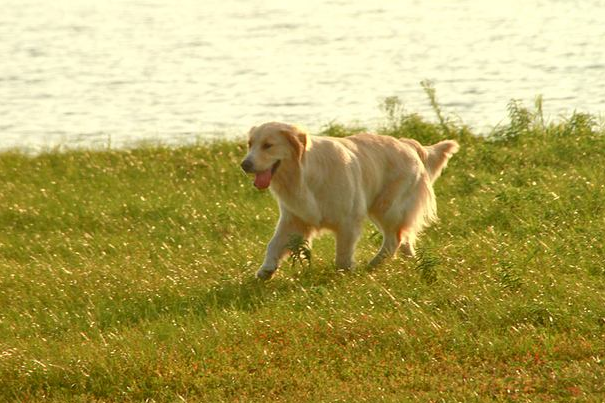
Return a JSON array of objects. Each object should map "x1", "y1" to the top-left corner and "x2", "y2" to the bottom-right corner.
[{"x1": 272, "y1": 186, "x2": 322, "y2": 227}]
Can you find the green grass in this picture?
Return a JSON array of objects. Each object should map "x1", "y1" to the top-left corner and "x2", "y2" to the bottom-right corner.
[{"x1": 1, "y1": 98, "x2": 605, "y2": 402}]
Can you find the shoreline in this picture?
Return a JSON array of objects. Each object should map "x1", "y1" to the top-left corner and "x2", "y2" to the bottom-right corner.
[{"x1": 2, "y1": 98, "x2": 603, "y2": 156}]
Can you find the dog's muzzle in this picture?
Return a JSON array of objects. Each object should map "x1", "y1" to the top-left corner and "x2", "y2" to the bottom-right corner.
[{"x1": 240, "y1": 158, "x2": 254, "y2": 173}]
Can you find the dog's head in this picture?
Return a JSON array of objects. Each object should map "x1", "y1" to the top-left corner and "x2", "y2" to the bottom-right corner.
[{"x1": 240, "y1": 122, "x2": 307, "y2": 189}]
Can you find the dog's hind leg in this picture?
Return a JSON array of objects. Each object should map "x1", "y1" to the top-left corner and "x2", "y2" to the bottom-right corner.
[
  {"x1": 374, "y1": 174, "x2": 434, "y2": 265},
  {"x1": 399, "y1": 231, "x2": 416, "y2": 257},
  {"x1": 368, "y1": 228, "x2": 401, "y2": 267}
]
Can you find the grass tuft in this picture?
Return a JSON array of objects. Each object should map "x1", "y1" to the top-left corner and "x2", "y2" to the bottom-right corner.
[{"x1": 286, "y1": 234, "x2": 312, "y2": 270}]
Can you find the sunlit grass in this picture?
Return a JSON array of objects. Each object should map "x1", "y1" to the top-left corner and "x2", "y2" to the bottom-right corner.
[{"x1": 1, "y1": 100, "x2": 604, "y2": 402}]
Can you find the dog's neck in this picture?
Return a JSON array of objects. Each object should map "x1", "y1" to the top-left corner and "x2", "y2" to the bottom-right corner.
[
  {"x1": 270, "y1": 158, "x2": 303, "y2": 196},
  {"x1": 270, "y1": 157, "x2": 321, "y2": 227}
]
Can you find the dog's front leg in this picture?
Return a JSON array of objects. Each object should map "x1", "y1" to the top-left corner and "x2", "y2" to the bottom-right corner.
[
  {"x1": 257, "y1": 213, "x2": 310, "y2": 280},
  {"x1": 335, "y1": 223, "x2": 362, "y2": 270}
]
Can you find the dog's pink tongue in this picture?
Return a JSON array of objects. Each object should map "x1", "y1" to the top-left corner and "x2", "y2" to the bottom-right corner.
[{"x1": 254, "y1": 169, "x2": 272, "y2": 189}]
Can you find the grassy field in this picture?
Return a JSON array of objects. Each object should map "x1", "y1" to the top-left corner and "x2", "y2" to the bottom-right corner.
[{"x1": 1, "y1": 98, "x2": 605, "y2": 402}]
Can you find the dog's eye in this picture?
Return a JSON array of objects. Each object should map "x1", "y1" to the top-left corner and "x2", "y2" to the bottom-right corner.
[{"x1": 262, "y1": 143, "x2": 273, "y2": 150}]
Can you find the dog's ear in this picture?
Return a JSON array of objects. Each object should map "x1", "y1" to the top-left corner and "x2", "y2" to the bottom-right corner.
[{"x1": 282, "y1": 127, "x2": 307, "y2": 161}]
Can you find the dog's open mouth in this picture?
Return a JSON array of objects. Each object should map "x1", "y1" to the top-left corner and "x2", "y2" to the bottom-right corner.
[{"x1": 254, "y1": 160, "x2": 281, "y2": 189}]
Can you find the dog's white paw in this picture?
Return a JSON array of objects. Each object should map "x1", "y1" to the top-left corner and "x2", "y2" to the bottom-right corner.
[
  {"x1": 256, "y1": 266, "x2": 276, "y2": 280},
  {"x1": 400, "y1": 243, "x2": 416, "y2": 257}
]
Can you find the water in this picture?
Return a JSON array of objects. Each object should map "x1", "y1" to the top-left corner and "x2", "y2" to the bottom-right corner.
[{"x1": 1, "y1": 0, "x2": 604, "y2": 151}]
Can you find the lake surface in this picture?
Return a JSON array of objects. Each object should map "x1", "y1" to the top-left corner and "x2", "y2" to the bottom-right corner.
[{"x1": 1, "y1": 0, "x2": 604, "y2": 151}]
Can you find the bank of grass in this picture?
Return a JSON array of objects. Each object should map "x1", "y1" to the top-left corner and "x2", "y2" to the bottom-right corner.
[{"x1": 1, "y1": 99, "x2": 604, "y2": 402}]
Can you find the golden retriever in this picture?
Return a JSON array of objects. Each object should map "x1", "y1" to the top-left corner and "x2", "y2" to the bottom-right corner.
[{"x1": 241, "y1": 122, "x2": 459, "y2": 280}]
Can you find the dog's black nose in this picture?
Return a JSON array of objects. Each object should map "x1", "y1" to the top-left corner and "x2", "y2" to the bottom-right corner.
[{"x1": 240, "y1": 159, "x2": 254, "y2": 173}]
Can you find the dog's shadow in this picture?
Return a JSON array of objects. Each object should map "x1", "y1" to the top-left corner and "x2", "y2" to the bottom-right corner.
[
  {"x1": 193, "y1": 264, "x2": 360, "y2": 314},
  {"x1": 95, "y1": 264, "x2": 356, "y2": 331}
]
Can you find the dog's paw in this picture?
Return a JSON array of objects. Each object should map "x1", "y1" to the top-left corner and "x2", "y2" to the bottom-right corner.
[
  {"x1": 336, "y1": 266, "x2": 355, "y2": 276},
  {"x1": 256, "y1": 267, "x2": 276, "y2": 280},
  {"x1": 400, "y1": 243, "x2": 416, "y2": 258},
  {"x1": 335, "y1": 261, "x2": 355, "y2": 273}
]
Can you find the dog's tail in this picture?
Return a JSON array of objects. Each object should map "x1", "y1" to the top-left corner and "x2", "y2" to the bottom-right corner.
[
  {"x1": 424, "y1": 140, "x2": 459, "y2": 182},
  {"x1": 402, "y1": 138, "x2": 460, "y2": 183}
]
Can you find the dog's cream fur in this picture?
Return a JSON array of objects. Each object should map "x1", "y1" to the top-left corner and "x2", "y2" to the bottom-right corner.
[{"x1": 241, "y1": 122, "x2": 459, "y2": 279}]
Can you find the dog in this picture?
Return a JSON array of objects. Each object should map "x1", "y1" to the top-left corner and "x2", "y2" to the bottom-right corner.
[{"x1": 241, "y1": 122, "x2": 459, "y2": 279}]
